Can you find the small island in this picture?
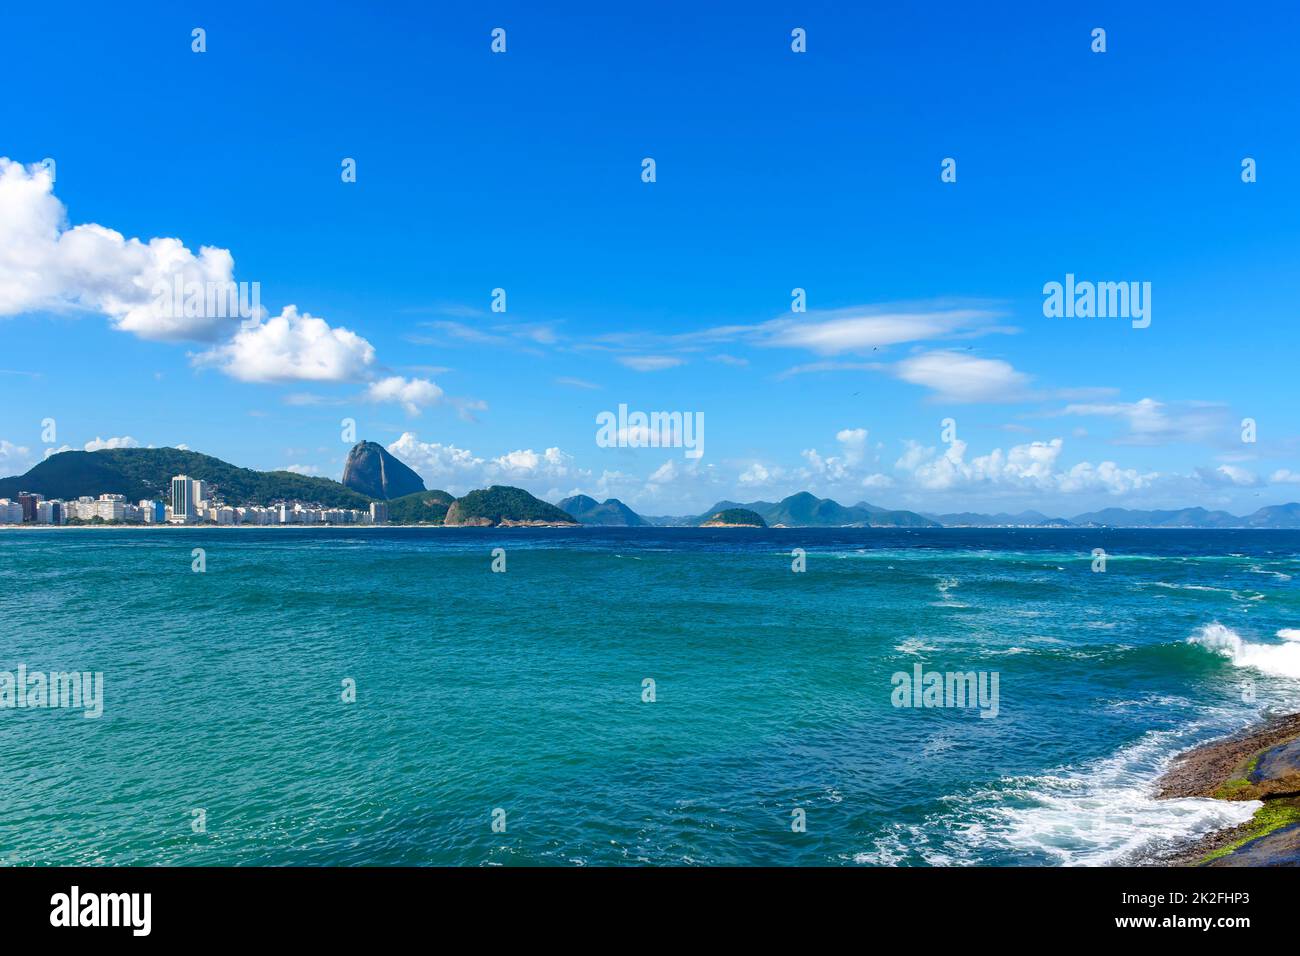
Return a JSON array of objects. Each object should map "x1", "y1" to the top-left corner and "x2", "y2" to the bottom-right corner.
[
  {"x1": 443, "y1": 486, "x2": 578, "y2": 527},
  {"x1": 699, "y1": 508, "x2": 767, "y2": 528}
]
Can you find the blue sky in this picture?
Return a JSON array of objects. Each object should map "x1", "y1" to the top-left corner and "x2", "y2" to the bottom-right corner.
[{"x1": 1, "y1": 1, "x2": 1297, "y2": 514}]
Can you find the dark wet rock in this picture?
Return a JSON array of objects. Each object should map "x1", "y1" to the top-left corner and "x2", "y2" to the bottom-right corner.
[
  {"x1": 1251, "y1": 739, "x2": 1300, "y2": 784},
  {"x1": 1206, "y1": 822, "x2": 1300, "y2": 867}
]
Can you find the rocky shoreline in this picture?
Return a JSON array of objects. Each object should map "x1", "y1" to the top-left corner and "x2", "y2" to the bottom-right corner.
[{"x1": 1154, "y1": 712, "x2": 1300, "y2": 866}]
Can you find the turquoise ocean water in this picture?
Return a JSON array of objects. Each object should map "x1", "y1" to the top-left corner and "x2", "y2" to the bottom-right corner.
[{"x1": 2, "y1": 527, "x2": 1298, "y2": 866}]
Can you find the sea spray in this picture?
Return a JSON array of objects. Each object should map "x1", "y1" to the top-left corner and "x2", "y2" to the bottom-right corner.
[{"x1": 1187, "y1": 622, "x2": 1300, "y2": 679}]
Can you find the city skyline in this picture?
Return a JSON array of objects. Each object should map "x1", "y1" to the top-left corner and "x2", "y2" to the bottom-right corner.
[
  {"x1": 2, "y1": 3, "x2": 1298, "y2": 514},
  {"x1": 0, "y1": 472, "x2": 388, "y2": 526}
]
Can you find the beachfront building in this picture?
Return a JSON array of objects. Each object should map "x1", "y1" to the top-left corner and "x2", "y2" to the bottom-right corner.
[
  {"x1": 95, "y1": 494, "x2": 127, "y2": 522},
  {"x1": 17, "y1": 492, "x2": 43, "y2": 522},
  {"x1": 370, "y1": 501, "x2": 388, "y2": 524},
  {"x1": 237, "y1": 506, "x2": 275, "y2": 525},
  {"x1": 170, "y1": 475, "x2": 196, "y2": 524},
  {"x1": 0, "y1": 484, "x2": 372, "y2": 526}
]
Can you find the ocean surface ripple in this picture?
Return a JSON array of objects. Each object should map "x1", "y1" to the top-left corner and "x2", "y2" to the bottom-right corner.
[{"x1": 1, "y1": 527, "x2": 1297, "y2": 866}]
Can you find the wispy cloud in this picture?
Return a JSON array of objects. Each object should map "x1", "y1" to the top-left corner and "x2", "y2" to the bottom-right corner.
[
  {"x1": 617, "y1": 355, "x2": 684, "y2": 372},
  {"x1": 1053, "y1": 398, "x2": 1231, "y2": 445},
  {"x1": 709, "y1": 354, "x2": 749, "y2": 366},
  {"x1": 756, "y1": 306, "x2": 1006, "y2": 355},
  {"x1": 776, "y1": 360, "x2": 882, "y2": 380},
  {"x1": 893, "y1": 350, "x2": 1032, "y2": 403}
]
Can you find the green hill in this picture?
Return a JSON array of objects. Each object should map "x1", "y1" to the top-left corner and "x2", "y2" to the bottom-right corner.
[
  {"x1": 556, "y1": 494, "x2": 648, "y2": 526},
  {"x1": 0, "y1": 448, "x2": 372, "y2": 508},
  {"x1": 690, "y1": 493, "x2": 938, "y2": 528},
  {"x1": 701, "y1": 508, "x2": 767, "y2": 527},
  {"x1": 444, "y1": 486, "x2": 578, "y2": 527},
  {"x1": 386, "y1": 489, "x2": 455, "y2": 524},
  {"x1": 847, "y1": 500, "x2": 941, "y2": 528},
  {"x1": 764, "y1": 491, "x2": 860, "y2": 526}
]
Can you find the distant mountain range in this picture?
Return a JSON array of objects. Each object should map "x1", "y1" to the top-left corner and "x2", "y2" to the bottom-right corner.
[
  {"x1": 4, "y1": 446, "x2": 1299, "y2": 529},
  {"x1": 925, "y1": 510, "x2": 1074, "y2": 527},
  {"x1": 645, "y1": 492, "x2": 941, "y2": 528},
  {"x1": 926, "y1": 504, "x2": 1300, "y2": 529}
]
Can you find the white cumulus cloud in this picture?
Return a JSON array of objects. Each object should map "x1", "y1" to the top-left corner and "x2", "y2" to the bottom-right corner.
[
  {"x1": 365, "y1": 376, "x2": 444, "y2": 415},
  {"x1": 0, "y1": 159, "x2": 455, "y2": 415},
  {"x1": 895, "y1": 437, "x2": 1156, "y2": 495},
  {"x1": 386, "y1": 433, "x2": 589, "y2": 495},
  {"x1": 0, "y1": 439, "x2": 32, "y2": 474},
  {"x1": 83, "y1": 435, "x2": 139, "y2": 452},
  {"x1": 0, "y1": 158, "x2": 242, "y2": 341},
  {"x1": 194, "y1": 306, "x2": 376, "y2": 383}
]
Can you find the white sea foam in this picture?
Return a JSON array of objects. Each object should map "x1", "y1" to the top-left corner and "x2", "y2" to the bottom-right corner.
[
  {"x1": 1188, "y1": 622, "x2": 1300, "y2": 679},
  {"x1": 895, "y1": 637, "x2": 936, "y2": 656},
  {"x1": 1248, "y1": 565, "x2": 1292, "y2": 581},
  {"x1": 1151, "y1": 582, "x2": 1232, "y2": 593},
  {"x1": 1278, "y1": 628, "x2": 1300, "y2": 642},
  {"x1": 852, "y1": 722, "x2": 1259, "y2": 867}
]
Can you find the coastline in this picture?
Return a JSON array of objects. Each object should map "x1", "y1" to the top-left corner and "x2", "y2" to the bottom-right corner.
[
  {"x1": 0, "y1": 523, "x2": 582, "y2": 530},
  {"x1": 1154, "y1": 711, "x2": 1300, "y2": 866},
  {"x1": 6, "y1": 523, "x2": 1298, "y2": 531}
]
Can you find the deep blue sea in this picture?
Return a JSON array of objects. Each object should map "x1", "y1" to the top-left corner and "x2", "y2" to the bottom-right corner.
[{"x1": 2, "y1": 527, "x2": 1298, "y2": 866}]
